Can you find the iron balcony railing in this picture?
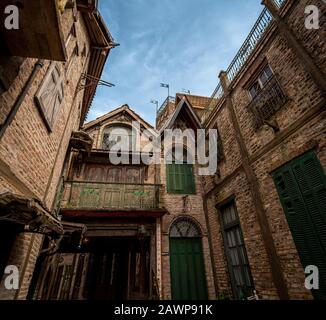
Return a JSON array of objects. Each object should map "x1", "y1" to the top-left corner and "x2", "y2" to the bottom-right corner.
[
  {"x1": 226, "y1": 8, "x2": 273, "y2": 83},
  {"x1": 201, "y1": 81, "x2": 224, "y2": 123},
  {"x1": 202, "y1": 0, "x2": 287, "y2": 122},
  {"x1": 63, "y1": 181, "x2": 161, "y2": 210},
  {"x1": 226, "y1": 0, "x2": 286, "y2": 83},
  {"x1": 272, "y1": 0, "x2": 287, "y2": 10},
  {"x1": 157, "y1": 96, "x2": 176, "y2": 117},
  {"x1": 248, "y1": 75, "x2": 288, "y2": 129}
]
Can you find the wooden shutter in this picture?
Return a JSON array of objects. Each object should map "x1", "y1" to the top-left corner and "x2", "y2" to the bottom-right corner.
[
  {"x1": 184, "y1": 164, "x2": 195, "y2": 194},
  {"x1": 35, "y1": 62, "x2": 64, "y2": 131},
  {"x1": 166, "y1": 164, "x2": 195, "y2": 194},
  {"x1": 273, "y1": 151, "x2": 326, "y2": 299},
  {"x1": 166, "y1": 164, "x2": 175, "y2": 193}
]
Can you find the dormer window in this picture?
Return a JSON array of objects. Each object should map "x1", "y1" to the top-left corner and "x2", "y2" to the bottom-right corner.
[{"x1": 102, "y1": 124, "x2": 134, "y2": 151}]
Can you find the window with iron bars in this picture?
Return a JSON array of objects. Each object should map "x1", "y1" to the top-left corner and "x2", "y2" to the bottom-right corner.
[{"x1": 247, "y1": 65, "x2": 288, "y2": 129}]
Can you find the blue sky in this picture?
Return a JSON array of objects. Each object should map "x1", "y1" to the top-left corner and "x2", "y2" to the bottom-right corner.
[{"x1": 87, "y1": 0, "x2": 264, "y2": 125}]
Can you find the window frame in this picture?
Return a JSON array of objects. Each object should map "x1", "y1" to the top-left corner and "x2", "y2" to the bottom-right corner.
[
  {"x1": 35, "y1": 62, "x2": 64, "y2": 132},
  {"x1": 248, "y1": 64, "x2": 274, "y2": 100},
  {"x1": 102, "y1": 124, "x2": 135, "y2": 152},
  {"x1": 218, "y1": 199, "x2": 255, "y2": 300},
  {"x1": 166, "y1": 162, "x2": 196, "y2": 195}
]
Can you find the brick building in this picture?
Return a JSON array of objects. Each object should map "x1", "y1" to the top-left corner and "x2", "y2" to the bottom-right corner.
[
  {"x1": 0, "y1": 0, "x2": 325, "y2": 301},
  {"x1": 200, "y1": 0, "x2": 326, "y2": 300},
  {"x1": 29, "y1": 98, "x2": 216, "y2": 300},
  {"x1": 0, "y1": 0, "x2": 115, "y2": 299}
]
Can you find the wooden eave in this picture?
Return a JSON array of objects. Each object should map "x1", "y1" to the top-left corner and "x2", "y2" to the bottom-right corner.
[
  {"x1": 0, "y1": 0, "x2": 67, "y2": 61},
  {"x1": 80, "y1": 10, "x2": 115, "y2": 126},
  {"x1": 70, "y1": 130, "x2": 94, "y2": 153},
  {"x1": 0, "y1": 192, "x2": 63, "y2": 234}
]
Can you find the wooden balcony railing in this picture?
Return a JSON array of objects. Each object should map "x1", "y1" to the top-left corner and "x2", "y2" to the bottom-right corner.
[
  {"x1": 63, "y1": 181, "x2": 161, "y2": 210},
  {"x1": 248, "y1": 75, "x2": 288, "y2": 129}
]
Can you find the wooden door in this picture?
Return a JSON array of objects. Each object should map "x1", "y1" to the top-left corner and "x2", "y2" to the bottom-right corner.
[{"x1": 169, "y1": 238, "x2": 208, "y2": 300}]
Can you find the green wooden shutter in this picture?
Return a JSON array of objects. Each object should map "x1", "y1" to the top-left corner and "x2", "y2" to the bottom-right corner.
[
  {"x1": 175, "y1": 164, "x2": 183, "y2": 192},
  {"x1": 273, "y1": 151, "x2": 326, "y2": 299},
  {"x1": 166, "y1": 164, "x2": 173, "y2": 193},
  {"x1": 184, "y1": 164, "x2": 195, "y2": 194},
  {"x1": 166, "y1": 164, "x2": 195, "y2": 194}
]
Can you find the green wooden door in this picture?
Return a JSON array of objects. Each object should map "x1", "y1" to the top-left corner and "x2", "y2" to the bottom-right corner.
[
  {"x1": 273, "y1": 151, "x2": 326, "y2": 299},
  {"x1": 170, "y1": 238, "x2": 208, "y2": 300}
]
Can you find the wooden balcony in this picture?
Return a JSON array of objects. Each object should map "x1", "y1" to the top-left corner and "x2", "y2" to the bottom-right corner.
[{"x1": 62, "y1": 181, "x2": 162, "y2": 212}]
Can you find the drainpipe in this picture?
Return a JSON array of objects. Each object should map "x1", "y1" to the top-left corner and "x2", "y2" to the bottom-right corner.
[{"x1": 0, "y1": 59, "x2": 44, "y2": 140}]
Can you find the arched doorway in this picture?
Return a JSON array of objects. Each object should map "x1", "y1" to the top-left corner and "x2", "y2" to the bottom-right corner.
[{"x1": 169, "y1": 217, "x2": 208, "y2": 300}]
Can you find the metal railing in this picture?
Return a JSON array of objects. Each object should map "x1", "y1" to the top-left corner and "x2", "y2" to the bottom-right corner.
[
  {"x1": 201, "y1": 81, "x2": 224, "y2": 123},
  {"x1": 226, "y1": 0, "x2": 287, "y2": 83},
  {"x1": 201, "y1": 0, "x2": 287, "y2": 123},
  {"x1": 63, "y1": 181, "x2": 161, "y2": 210},
  {"x1": 272, "y1": 0, "x2": 286, "y2": 10},
  {"x1": 248, "y1": 75, "x2": 287, "y2": 129},
  {"x1": 226, "y1": 8, "x2": 273, "y2": 83},
  {"x1": 157, "y1": 96, "x2": 176, "y2": 117}
]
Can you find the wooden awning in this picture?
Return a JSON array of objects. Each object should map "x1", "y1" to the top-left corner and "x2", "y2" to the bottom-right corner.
[
  {"x1": 0, "y1": 0, "x2": 67, "y2": 61},
  {"x1": 69, "y1": 130, "x2": 93, "y2": 153},
  {"x1": 0, "y1": 192, "x2": 63, "y2": 234}
]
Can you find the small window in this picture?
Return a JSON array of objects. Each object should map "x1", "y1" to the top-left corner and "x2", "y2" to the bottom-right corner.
[
  {"x1": 102, "y1": 124, "x2": 134, "y2": 151},
  {"x1": 249, "y1": 65, "x2": 273, "y2": 99},
  {"x1": 35, "y1": 62, "x2": 64, "y2": 131},
  {"x1": 170, "y1": 217, "x2": 201, "y2": 238},
  {"x1": 166, "y1": 163, "x2": 196, "y2": 194},
  {"x1": 166, "y1": 146, "x2": 196, "y2": 194},
  {"x1": 219, "y1": 201, "x2": 255, "y2": 299}
]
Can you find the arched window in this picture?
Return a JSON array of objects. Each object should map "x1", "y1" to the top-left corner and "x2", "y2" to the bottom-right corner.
[
  {"x1": 170, "y1": 217, "x2": 201, "y2": 238},
  {"x1": 102, "y1": 124, "x2": 134, "y2": 151}
]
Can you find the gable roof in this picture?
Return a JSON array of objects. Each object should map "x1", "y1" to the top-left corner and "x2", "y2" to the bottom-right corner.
[
  {"x1": 83, "y1": 104, "x2": 155, "y2": 132},
  {"x1": 176, "y1": 93, "x2": 211, "y2": 109},
  {"x1": 159, "y1": 97, "x2": 202, "y2": 134}
]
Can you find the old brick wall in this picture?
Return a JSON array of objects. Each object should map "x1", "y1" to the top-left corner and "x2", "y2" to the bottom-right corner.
[
  {"x1": 0, "y1": 9, "x2": 91, "y2": 300},
  {"x1": 286, "y1": 0, "x2": 325, "y2": 74},
  {"x1": 160, "y1": 159, "x2": 216, "y2": 300},
  {"x1": 204, "y1": 0, "x2": 325, "y2": 300}
]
